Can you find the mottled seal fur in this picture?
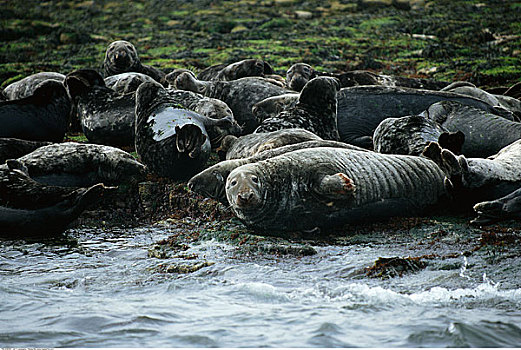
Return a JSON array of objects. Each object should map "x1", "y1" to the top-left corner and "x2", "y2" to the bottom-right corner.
[
  {"x1": 255, "y1": 77, "x2": 341, "y2": 140},
  {"x1": 2, "y1": 72, "x2": 66, "y2": 100},
  {"x1": 101, "y1": 40, "x2": 165, "y2": 85},
  {"x1": 220, "y1": 128, "x2": 322, "y2": 160},
  {"x1": 225, "y1": 147, "x2": 448, "y2": 233},
  {"x1": 197, "y1": 59, "x2": 274, "y2": 81},
  {"x1": 373, "y1": 114, "x2": 465, "y2": 156},
  {"x1": 65, "y1": 69, "x2": 136, "y2": 146},
  {"x1": 336, "y1": 85, "x2": 513, "y2": 149},
  {"x1": 165, "y1": 69, "x2": 196, "y2": 88},
  {"x1": 423, "y1": 101, "x2": 521, "y2": 157},
  {"x1": 0, "y1": 80, "x2": 70, "y2": 142},
  {"x1": 104, "y1": 72, "x2": 157, "y2": 94},
  {"x1": 0, "y1": 138, "x2": 52, "y2": 164},
  {"x1": 286, "y1": 63, "x2": 448, "y2": 92},
  {"x1": 0, "y1": 142, "x2": 146, "y2": 187},
  {"x1": 252, "y1": 93, "x2": 300, "y2": 124},
  {"x1": 174, "y1": 72, "x2": 289, "y2": 134},
  {"x1": 472, "y1": 186, "x2": 521, "y2": 225},
  {"x1": 0, "y1": 162, "x2": 107, "y2": 235}
]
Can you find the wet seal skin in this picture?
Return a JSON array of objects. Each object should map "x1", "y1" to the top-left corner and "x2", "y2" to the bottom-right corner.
[{"x1": 3, "y1": 72, "x2": 66, "y2": 100}]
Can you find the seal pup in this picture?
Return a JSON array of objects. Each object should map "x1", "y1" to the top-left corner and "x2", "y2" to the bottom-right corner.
[
  {"x1": 174, "y1": 72, "x2": 290, "y2": 134},
  {"x1": 286, "y1": 63, "x2": 448, "y2": 92},
  {"x1": 101, "y1": 40, "x2": 165, "y2": 85},
  {"x1": 423, "y1": 101, "x2": 521, "y2": 157},
  {"x1": 373, "y1": 114, "x2": 465, "y2": 156},
  {"x1": 197, "y1": 59, "x2": 274, "y2": 81},
  {"x1": 336, "y1": 85, "x2": 514, "y2": 149},
  {"x1": 0, "y1": 162, "x2": 107, "y2": 235},
  {"x1": 188, "y1": 140, "x2": 367, "y2": 205},
  {"x1": 65, "y1": 69, "x2": 137, "y2": 147},
  {"x1": 0, "y1": 80, "x2": 70, "y2": 142},
  {"x1": 220, "y1": 128, "x2": 322, "y2": 160},
  {"x1": 2, "y1": 72, "x2": 66, "y2": 100},
  {"x1": 104, "y1": 72, "x2": 157, "y2": 94},
  {"x1": 252, "y1": 93, "x2": 300, "y2": 124},
  {"x1": 255, "y1": 77, "x2": 341, "y2": 140},
  {"x1": 225, "y1": 147, "x2": 448, "y2": 233},
  {"x1": 0, "y1": 138, "x2": 52, "y2": 164},
  {"x1": 472, "y1": 187, "x2": 521, "y2": 225},
  {"x1": 0, "y1": 142, "x2": 146, "y2": 187}
]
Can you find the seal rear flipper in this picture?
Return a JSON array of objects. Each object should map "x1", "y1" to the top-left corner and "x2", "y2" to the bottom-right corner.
[
  {"x1": 175, "y1": 124, "x2": 206, "y2": 158},
  {"x1": 316, "y1": 173, "x2": 356, "y2": 199},
  {"x1": 438, "y1": 131, "x2": 465, "y2": 155}
]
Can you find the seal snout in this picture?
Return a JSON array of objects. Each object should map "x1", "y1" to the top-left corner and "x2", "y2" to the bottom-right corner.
[{"x1": 226, "y1": 170, "x2": 262, "y2": 209}]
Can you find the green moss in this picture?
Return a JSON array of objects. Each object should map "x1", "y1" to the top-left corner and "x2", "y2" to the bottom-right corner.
[
  {"x1": 359, "y1": 16, "x2": 398, "y2": 31},
  {"x1": 259, "y1": 18, "x2": 293, "y2": 30}
]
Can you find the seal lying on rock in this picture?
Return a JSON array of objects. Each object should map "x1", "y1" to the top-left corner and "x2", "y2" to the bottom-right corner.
[
  {"x1": 101, "y1": 40, "x2": 165, "y2": 85},
  {"x1": 2, "y1": 72, "x2": 66, "y2": 100},
  {"x1": 373, "y1": 114, "x2": 465, "y2": 156},
  {"x1": 225, "y1": 147, "x2": 448, "y2": 234},
  {"x1": 286, "y1": 63, "x2": 448, "y2": 92},
  {"x1": 136, "y1": 82, "x2": 234, "y2": 179},
  {"x1": 220, "y1": 128, "x2": 322, "y2": 160},
  {"x1": 65, "y1": 69, "x2": 137, "y2": 147},
  {"x1": 104, "y1": 72, "x2": 157, "y2": 94},
  {"x1": 0, "y1": 80, "x2": 70, "y2": 142},
  {"x1": 472, "y1": 187, "x2": 521, "y2": 225},
  {"x1": 0, "y1": 138, "x2": 52, "y2": 164},
  {"x1": 252, "y1": 93, "x2": 300, "y2": 123},
  {"x1": 255, "y1": 77, "x2": 341, "y2": 140},
  {"x1": 0, "y1": 162, "x2": 107, "y2": 235},
  {"x1": 336, "y1": 85, "x2": 513, "y2": 149},
  {"x1": 174, "y1": 72, "x2": 289, "y2": 134},
  {"x1": 197, "y1": 59, "x2": 274, "y2": 81},
  {"x1": 188, "y1": 140, "x2": 367, "y2": 205},
  {"x1": 423, "y1": 101, "x2": 521, "y2": 157},
  {"x1": 0, "y1": 142, "x2": 146, "y2": 187}
]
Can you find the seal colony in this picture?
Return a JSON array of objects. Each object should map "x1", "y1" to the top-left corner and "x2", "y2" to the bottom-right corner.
[{"x1": 1, "y1": 38, "x2": 521, "y2": 236}]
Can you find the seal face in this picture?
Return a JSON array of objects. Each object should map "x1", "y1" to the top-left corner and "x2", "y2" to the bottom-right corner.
[
  {"x1": 255, "y1": 76, "x2": 341, "y2": 140},
  {"x1": 3, "y1": 72, "x2": 66, "y2": 100},
  {"x1": 0, "y1": 80, "x2": 70, "y2": 142}
]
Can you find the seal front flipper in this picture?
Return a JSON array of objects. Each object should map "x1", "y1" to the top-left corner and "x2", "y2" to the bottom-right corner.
[{"x1": 316, "y1": 173, "x2": 356, "y2": 199}]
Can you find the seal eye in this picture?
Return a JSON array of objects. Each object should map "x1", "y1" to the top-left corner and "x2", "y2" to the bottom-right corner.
[
  {"x1": 251, "y1": 175, "x2": 258, "y2": 183},
  {"x1": 230, "y1": 179, "x2": 237, "y2": 187}
]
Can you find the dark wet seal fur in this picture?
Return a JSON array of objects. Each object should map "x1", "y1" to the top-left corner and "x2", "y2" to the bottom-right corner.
[
  {"x1": 373, "y1": 114, "x2": 465, "y2": 156},
  {"x1": 220, "y1": 128, "x2": 322, "y2": 160},
  {"x1": 224, "y1": 147, "x2": 447, "y2": 234},
  {"x1": 65, "y1": 69, "x2": 137, "y2": 147},
  {"x1": 0, "y1": 138, "x2": 52, "y2": 164},
  {"x1": 286, "y1": 63, "x2": 449, "y2": 92},
  {"x1": 174, "y1": 72, "x2": 289, "y2": 134},
  {"x1": 101, "y1": 40, "x2": 166, "y2": 85},
  {"x1": 0, "y1": 162, "x2": 108, "y2": 235},
  {"x1": 423, "y1": 101, "x2": 521, "y2": 158},
  {"x1": 3, "y1": 72, "x2": 66, "y2": 100},
  {"x1": 104, "y1": 72, "x2": 157, "y2": 94},
  {"x1": 0, "y1": 80, "x2": 70, "y2": 143},
  {"x1": 0, "y1": 142, "x2": 146, "y2": 188},
  {"x1": 188, "y1": 140, "x2": 368, "y2": 205},
  {"x1": 472, "y1": 186, "x2": 521, "y2": 225},
  {"x1": 255, "y1": 77, "x2": 341, "y2": 140},
  {"x1": 197, "y1": 59, "x2": 274, "y2": 81}
]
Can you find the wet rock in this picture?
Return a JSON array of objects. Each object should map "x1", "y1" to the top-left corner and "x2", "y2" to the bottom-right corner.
[{"x1": 366, "y1": 256, "x2": 427, "y2": 278}]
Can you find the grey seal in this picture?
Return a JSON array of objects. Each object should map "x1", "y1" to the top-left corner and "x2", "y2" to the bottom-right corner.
[
  {"x1": 251, "y1": 93, "x2": 300, "y2": 124},
  {"x1": 197, "y1": 59, "x2": 274, "y2": 81},
  {"x1": 2, "y1": 72, "x2": 66, "y2": 100},
  {"x1": 254, "y1": 77, "x2": 341, "y2": 140},
  {"x1": 225, "y1": 147, "x2": 448, "y2": 234},
  {"x1": 0, "y1": 138, "x2": 52, "y2": 164},
  {"x1": 104, "y1": 72, "x2": 157, "y2": 94},
  {"x1": 472, "y1": 187, "x2": 521, "y2": 225}
]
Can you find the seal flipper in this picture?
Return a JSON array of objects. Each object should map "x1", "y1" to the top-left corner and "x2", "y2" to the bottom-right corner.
[
  {"x1": 175, "y1": 124, "x2": 207, "y2": 158},
  {"x1": 422, "y1": 142, "x2": 467, "y2": 196},
  {"x1": 438, "y1": 130, "x2": 465, "y2": 155},
  {"x1": 316, "y1": 173, "x2": 356, "y2": 199}
]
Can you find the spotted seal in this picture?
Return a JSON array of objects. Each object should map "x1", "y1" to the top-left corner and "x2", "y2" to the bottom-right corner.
[
  {"x1": 255, "y1": 77, "x2": 341, "y2": 140},
  {"x1": 174, "y1": 72, "x2": 289, "y2": 134},
  {"x1": 197, "y1": 59, "x2": 274, "y2": 81},
  {"x1": 373, "y1": 114, "x2": 465, "y2": 156},
  {"x1": 2, "y1": 72, "x2": 66, "y2": 100},
  {"x1": 0, "y1": 161, "x2": 107, "y2": 235},
  {"x1": 225, "y1": 147, "x2": 448, "y2": 233},
  {"x1": 0, "y1": 142, "x2": 146, "y2": 187},
  {"x1": 251, "y1": 93, "x2": 300, "y2": 124},
  {"x1": 104, "y1": 72, "x2": 157, "y2": 94},
  {"x1": 101, "y1": 40, "x2": 165, "y2": 85},
  {"x1": 286, "y1": 63, "x2": 448, "y2": 92},
  {"x1": 0, "y1": 138, "x2": 52, "y2": 164},
  {"x1": 65, "y1": 69, "x2": 137, "y2": 147},
  {"x1": 0, "y1": 80, "x2": 70, "y2": 142},
  {"x1": 472, "y1": 187, "x2": 521, "y2": 225}
]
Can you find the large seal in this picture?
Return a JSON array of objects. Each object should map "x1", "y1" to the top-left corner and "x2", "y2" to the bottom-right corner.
[
  {"x1": 174, "y1": 72, "x2": 289, "y2": 134},
  {"x1": 0, "y1": 137, "x2": 52, "y2": 164},
  {"x1": 423, "y1": 101, "x2": 521, "y2": 157},
  {"x1": 373, "y1": 114, "x2": 465, "y2": 156},
  {"x1": 472, "y1": 186, "x2": 521, "y2": 225},
  {"x1": 65, "y1": 69, "x2": 137, "y2": 147},
  {"x1": 0, "y1": 80, "x2": 70, "y2": 142},
  {"x1": 255, "y1": 77, "x2": 341, "y2": 140},
  {"x1": 104, "y1": 72, "x2": 157, "y2": 94},
  {"x1": 0, "y1": 142, "x2": 146, "y2": 187},
  {"x1": 2, "y1": 72, "x2": 66, "y2": 100},
  {"x1": 197, "y1": 59, "x2": 274, "y2": 81},
  {"x1": 286, "y1": 63, "x2": 449, "y2": 92},
  {"x1": 0, "y1": 162, "x2": 107, "y2": 235},
  {"x1": 225, "y1": 147, "x2": 448, "y2": 234},
  {"x1": 336, "y1": 85, "x2": 514, "y2": 149},
  {"x1": 251, "y1": 93, "x2": 300, "y2": 124},
  {"x1": 101, "y1": 40, "x2": 165, "y2": 85}
]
